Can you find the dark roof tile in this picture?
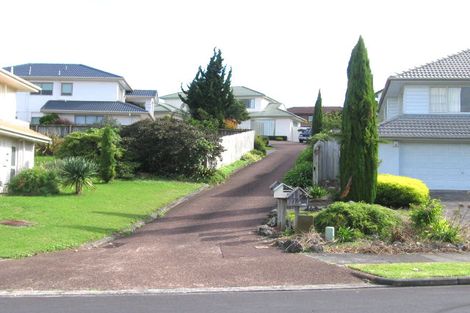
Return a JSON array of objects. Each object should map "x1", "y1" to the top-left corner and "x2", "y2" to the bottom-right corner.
[
  {"x1": 3, "y1": 64, "x2": 122, "y2": 78},
  {"x1": 41, "y1": 100, "x2": 147, "y2": 113}
]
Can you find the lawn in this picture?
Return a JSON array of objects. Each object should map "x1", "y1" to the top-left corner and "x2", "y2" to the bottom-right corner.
[
  {"x1": 349, "y1": 262, "x2": 470, "y2": 279},
  {"x1": 0, "y1": 179, "x2": 203, "y2": 258}
]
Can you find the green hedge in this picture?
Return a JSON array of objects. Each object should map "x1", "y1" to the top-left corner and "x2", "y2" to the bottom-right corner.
[
  {"x1": 283, "y1": 145, "x2": 313, "y2": 189},
  {"x1": 314, "y1": 201, "x2": 400, "y2": 238},
  {"x1": 8, "y1": 168, "x2": 60, "y2": 196},
  {"x1": 376, "y1": 174, "x2": 429, "y2": 208}
]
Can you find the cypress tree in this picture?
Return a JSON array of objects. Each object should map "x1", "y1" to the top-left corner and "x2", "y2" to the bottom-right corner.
[
  {"x1": 181, "y1": 49, "x2": 248, "y2": 128},
  {"x1": 339, "y1": 36, "x2": 378, "y2": 203},
  {"x1": 99, "y1": 126, "x2": 117, "y2": 183},
  {"x1": 312, "y1": 90, "x2": 323, "y2": 135}
]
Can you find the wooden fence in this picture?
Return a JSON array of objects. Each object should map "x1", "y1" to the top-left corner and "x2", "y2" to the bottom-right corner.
[
  {"x1": 312, "y1": 140, "x2": 340, "y2": 185},
  {"x1": 30, "y1": 125, "x2": 96, "y2": 137}
]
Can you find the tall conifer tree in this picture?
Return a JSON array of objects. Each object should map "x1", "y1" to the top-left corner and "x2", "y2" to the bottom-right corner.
[
  {"x1": 312, "y1": 90, "x2": 323, "y2": 135},
  {"x1": 181, "y1": 49, "x2": 248, "y2": 128},
  {"x1": 339, "y1": 37, "x2": 378, "y2": 203}
]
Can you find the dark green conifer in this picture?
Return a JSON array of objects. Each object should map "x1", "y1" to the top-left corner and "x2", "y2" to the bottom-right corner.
[{"x1": 312, "y1": 90, "x2": 323, "y2": 135}]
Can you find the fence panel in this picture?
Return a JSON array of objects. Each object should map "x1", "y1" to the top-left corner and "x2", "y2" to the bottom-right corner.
[{"x1": 313, "y1": 140, "x2": 340, "y2": 184}]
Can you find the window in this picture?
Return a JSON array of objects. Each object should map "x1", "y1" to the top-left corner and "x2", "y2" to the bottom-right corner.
[
  {"x1": 75, "y1": 115, "x2": 104, "y2": 125},
  {"x1": 31, "y1": 82, "x2": 53, "y2": 95},
  {"x1": 460, "y1": 88, "x2": 470, "y2": 112},
  {"x1": 241, "y1": 98, "x2": 255, "y2": 109},
  {"x1": 430, "y1": 87, "x2": 460, "y2": 113},
  {"x1": 308, "y1": 116, "x2": 313, "y2": 122},
  {"x1": 11, "y1": 147, "x2": 16, "y2": 167},
  {"x1": 61, "y1": 83, "x2": 73, "y2": 96},
  {"x1": 30, "y1": 117, "x2": 40, "y2": 125}
]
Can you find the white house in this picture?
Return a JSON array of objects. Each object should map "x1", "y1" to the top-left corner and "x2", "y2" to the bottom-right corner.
[
  {"x1": 160, "y1": 86, "x2": 305, "y2": 141},
  {"x1": 378, "y1": 49, "x2": 470, "y2": 190},
  {"x1": 3, "y1": 64, "x2": 156, "y2": 125},
  {"x1": 0, "y1": 68, "x2": 50, "y2": 193}
]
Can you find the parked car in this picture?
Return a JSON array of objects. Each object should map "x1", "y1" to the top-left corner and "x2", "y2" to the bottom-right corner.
[{"x1": 298, "y1": 128, "x2": 311, "y2": 143}]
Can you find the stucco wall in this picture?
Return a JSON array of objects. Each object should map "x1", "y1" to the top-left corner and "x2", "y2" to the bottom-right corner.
[
  {"x1": 0, "y1": 84, "x2": 17, "y2": 120},
  {"x1": 217, "y1": 130, "x2": 255, "y2": 168},
  {"x1": 0, "y1": 138, "x2": 35, "y2": 193}
]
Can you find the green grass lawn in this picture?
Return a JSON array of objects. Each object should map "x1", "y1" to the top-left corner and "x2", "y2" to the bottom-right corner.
[
  {"x1": 0, "y1": 179, "x2": 202, "y2": 258},
  {"x1": 349, "y1": 262, "x2": 470, "y2": 279}
]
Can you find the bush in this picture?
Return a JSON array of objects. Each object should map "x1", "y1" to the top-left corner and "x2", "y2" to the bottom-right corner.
[
  {"x1": 61, "y1": 157, "x2": 98, "y2": 195},
  {"x1": 314, "y1": 201, "x2": 400, "y2": 239},
  {"x1": 309, "y1": 185, "x2": 329, "y2": 199},
  {"x1": 376, "y1": 174, "x2": 429, "y2": 208},
  {"x1": 410, "y1": 199, "x2": 461, "y2": 243},
  {"x1": 254, "y1": 135, "x2": 267, "y2": 155},
  {"x1": 8, "y1": 168, "x2": 60, "y2": 195},
  {"x1": 241, "y1": 150, "x2": 263, "y2": 163},
  {"x1": 35, "y1": 136, "x2": 64, "y2": 156},
  {"x1": 283, "y1": 146, "x2": 313, "y2": 188},
  {"x1": 120, "y1": 118, "x2": 223, "y2": 179},
  {"x1": 39, "y1": 113, "x2": 59, "y2": 125},
  {"x1": 56, "y1": 128, "x2": 103, "y2": 159},
  {"x1": 410, "y1": 199, "x2": 443, "y2": 229},
  {"x1": 337, "y1": 226, "x2": 363, "y2": 243}
]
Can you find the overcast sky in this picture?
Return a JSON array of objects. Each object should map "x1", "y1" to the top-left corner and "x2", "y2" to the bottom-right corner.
[{"x1": 2, "y1": 0, "x2": 469, "y2": 107}]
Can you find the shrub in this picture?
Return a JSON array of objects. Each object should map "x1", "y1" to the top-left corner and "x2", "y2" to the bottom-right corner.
[
  {"x1": 410, "y1": 199, "x2": 443, "y2": 229},
  {"x1": 254, "y1": 135, "x2": 267, "y2": 155},
  {"x1": 308, "y1": 185, "x2": 329, "y2": 199},
  {"x1": 241, "y1": 150, "x2": 263, "y2": 163},
  {"x1": 376, "y1": 174, "x2": 429, "y2": 208},
  {"x1": 8, "y1": 168, "x2": 60, "y2": 195},
  {"x1": 56, "y1": 128, "x2": 103, "y2": 159},
  {"x1": 39, "y1": 113, "x2": 60, "y2": 125},
  {"x1": 99, "y1": 127, "x2": 119, "y2": 182},
  {"x1": 35, "y1": 136, "x2": 64, "y2": 156},
  {"x1": 314, "y1": 201, "x2": 400, "y2": 239},
  {"x1": 120, "y1": 118, "x2": 223, "y2": 179},
  {"x1": 337, "y1": 226, "x2": 363, "y2": 243},
  {"x1": 61, "y1": 157, "x2": 98, "y2": 195},
  {"x1": 427, "y1": 220, "x2": 461, "y2": 243},
  {"x1": 283, "y1": 145, "x2": 313, "y2": 189}
]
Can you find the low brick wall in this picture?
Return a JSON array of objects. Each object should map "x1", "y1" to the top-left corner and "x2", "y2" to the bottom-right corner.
[{"x1": 217, "y1": 130, "x2": 255, "y2": 168}]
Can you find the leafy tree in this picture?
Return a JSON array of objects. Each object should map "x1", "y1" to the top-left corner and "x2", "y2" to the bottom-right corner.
[
  {"x1": 312, "y1": 90, "x2": 323, "y2": 135},
  {"x1": 99, "y1": 126, "x2": 118, "y2": 183},
  {"x1": 323, "y1": 111, "x2": 342, "y2": 131},
  {"x1": 180, "y1": 49, "x2": 249, "y2": 128},
  {"x1": 339, "y1": 36, "x2": 378, "y2": 203}
]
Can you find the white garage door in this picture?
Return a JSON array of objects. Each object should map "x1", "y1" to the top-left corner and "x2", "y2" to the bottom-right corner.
[{"x1": 400, "y1": 143, "x2": 470, "y2": 190}]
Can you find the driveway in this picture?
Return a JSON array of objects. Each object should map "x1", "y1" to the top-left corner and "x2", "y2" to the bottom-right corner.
[
  {"x1": 0, "y1": 142, "x2": 360, "y2": 290},
  {"x1": 431, "y1": 191, "x2": 470, "y2": 225}
]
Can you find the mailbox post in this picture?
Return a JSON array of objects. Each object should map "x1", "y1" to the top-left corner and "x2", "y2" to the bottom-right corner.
[{"x1": 270, "y1": 182, "x2": 309, "y2": 231}]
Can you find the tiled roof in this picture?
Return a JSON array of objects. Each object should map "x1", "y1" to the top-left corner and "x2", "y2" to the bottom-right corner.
[
  {"x1": 287, "y1": 106, "x2": 342, "y2": 115},
  {"x1": 3, "y1": 64, "x2": 122, "y2": 78},
  {"x1": 250, "y1": 103, "x2": 306, "y2": 122},
  {"x1": 393, "y1": 50, "x2": 470, "y2": 80},
  {"x1": 379, "y1": 114, "x2": 470, "y2": 139},
  {"x1": 41, "y1": 100, "x2": 147, "y2": 113},
  {"x1": 126, "y1": 89, "x2": 157, "y2": 97},
  {"x1": 161, "y1": 86, "x2": 272, "y2": 100}
]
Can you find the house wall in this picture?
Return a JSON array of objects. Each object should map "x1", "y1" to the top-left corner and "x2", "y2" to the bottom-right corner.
[
  {"x1": 16, "y1": 80, "x2": 122, "y2": 122},
  {"x1": 56, "y1": 113, "x2": 146, "y2": 125},
  {"x1": 275, "y1": 118, "x2": 294, "y2": 141},
  {"x1": 0, "y1": 137, "x2": 35, "y2": 193},
  {"x1": 0, "y1": 84, "x2": 17, "y2": 120},
  {"x1": 217, "y1": 130, "x2": 255, "y2": 168}
]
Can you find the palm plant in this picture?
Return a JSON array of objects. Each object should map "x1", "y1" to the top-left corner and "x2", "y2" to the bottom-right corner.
[{"x1": 61, "y1": 157, "x2": 97, "y2": 195}]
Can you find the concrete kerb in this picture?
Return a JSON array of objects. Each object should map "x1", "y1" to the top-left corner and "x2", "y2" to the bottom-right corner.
[
  {"x1": 83, "y1": 184, "x2": 211, "y2": 249},
  {"x1": 350, "y1": 269, "x2": 470, "y2": 287},
  {"x1": 0, "y1": 283, "x2": 376, "y2": 298}
]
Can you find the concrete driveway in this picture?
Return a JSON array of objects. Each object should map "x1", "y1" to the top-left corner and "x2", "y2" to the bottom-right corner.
[
  {"x1": 431, "y1": 191, "x2": 470, "y2": 225},
  {"x1": 0, "y1": 142, "x2": 360, "y2": 291}
]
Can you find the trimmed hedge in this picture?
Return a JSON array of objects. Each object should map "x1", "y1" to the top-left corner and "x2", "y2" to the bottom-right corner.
[
  {"x1": 314, "y1": 201, "x2": 400, "y2": 238},
  {"x1": 376, "y1": 174, "x2": 429, "y2": 208},
  {"x1": 8, "y1": 168, "x2": 60, "y2": 196}
]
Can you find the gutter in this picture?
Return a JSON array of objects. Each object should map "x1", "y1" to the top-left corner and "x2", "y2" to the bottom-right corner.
[{"x1": 0, "y1": 129, "x2": 50, "y2": 144}]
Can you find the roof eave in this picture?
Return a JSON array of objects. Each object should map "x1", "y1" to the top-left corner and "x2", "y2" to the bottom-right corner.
[{"x1": 0, "y1": 128, "x2": 50, "y2": 144}]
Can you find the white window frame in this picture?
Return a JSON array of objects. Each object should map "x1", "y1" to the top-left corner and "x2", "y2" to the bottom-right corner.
[
  {"x1": 31, "y1": 82, "x2": 53, "y2": 95},
  {"x1": 61, "y1": 83, "x2": 73, "y2": 96}
]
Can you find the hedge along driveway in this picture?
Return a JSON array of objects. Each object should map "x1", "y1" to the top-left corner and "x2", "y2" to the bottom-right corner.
[{"x1": 0, "y1": 180, "x2": 203, "y2": 258}]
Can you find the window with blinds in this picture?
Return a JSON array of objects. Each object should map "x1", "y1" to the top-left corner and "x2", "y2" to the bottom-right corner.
[{"x1": 429, "y1": 87, "x2": 460, "y2": 113}]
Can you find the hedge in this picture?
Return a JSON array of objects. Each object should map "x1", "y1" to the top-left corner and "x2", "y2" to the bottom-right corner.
[{"x1": 376, "y1": 174, "x2": 429, "y2": 208}]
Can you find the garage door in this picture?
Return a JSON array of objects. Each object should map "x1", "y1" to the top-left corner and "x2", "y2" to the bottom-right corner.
[{"x1": 400, "y1": 143, "x2": 470, "y2": 190}]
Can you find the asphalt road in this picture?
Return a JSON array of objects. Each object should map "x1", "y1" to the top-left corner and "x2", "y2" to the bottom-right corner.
[{"x1": 2, "y1": 286, "x2": 470, "y2": 313}]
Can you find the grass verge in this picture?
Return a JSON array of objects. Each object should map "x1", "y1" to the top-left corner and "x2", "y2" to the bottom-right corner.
[
  {"x1": 349, "y1": 262, "x2": 470, "y2": 279},
  {"x1": 0, "y1": 179, "x2": 202, "y2": 258}
]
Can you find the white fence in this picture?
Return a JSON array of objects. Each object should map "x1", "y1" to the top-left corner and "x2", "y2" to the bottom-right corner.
[
  {"x1": 217, "y1": 130, "x2": 255, "y2": 168},
  {"x1": 312, "y1": 140, "x2": 340, "y2": 184}
]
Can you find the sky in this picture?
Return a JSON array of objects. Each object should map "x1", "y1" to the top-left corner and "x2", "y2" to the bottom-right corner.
[{"x1": 2, "y1": 0, "x2": 470, "y2": 107}]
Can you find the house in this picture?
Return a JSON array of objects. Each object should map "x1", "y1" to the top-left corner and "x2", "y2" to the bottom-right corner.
[
  {"x1": 0, "y1": 68, "x2": 50, "y2": 193},
  {"x1": 3, "y1": 64, "x2": 156, "y2": 125},
  {"x1": 287, "y1": 106, "x2": 342, "y2": 127},
  {"x1": 160, "y1": 86, "x2": 306, "y2": 141},
  {"x1": 378, "y1": 49, "x2": 470, "y2": 190}
]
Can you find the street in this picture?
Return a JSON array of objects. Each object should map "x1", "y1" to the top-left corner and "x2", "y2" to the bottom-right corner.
[{"x1": 1, "y1": 286, "x2": 470, "y2": 313}]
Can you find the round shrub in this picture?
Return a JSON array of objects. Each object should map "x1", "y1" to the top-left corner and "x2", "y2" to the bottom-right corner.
[
  {"x1": 376, "y1": 174, "x2": 429, "y2": 208},
  {"x1": 8, "y1": 168, "x2": 60, "y2": 195},
  {"x1": 283, "y1": 161, "x2": 313, "y2": 189},
  {"x1": 314, "y1": 201, "x2": 400, "y2": 238},
  {"x1": 254, "y1": 135, "x2": 267, "y2": 155}
]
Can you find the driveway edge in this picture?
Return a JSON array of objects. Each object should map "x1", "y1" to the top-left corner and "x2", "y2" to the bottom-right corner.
[{"x1": 350, "y1": 269, "x2": 470, "y2": 287}]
